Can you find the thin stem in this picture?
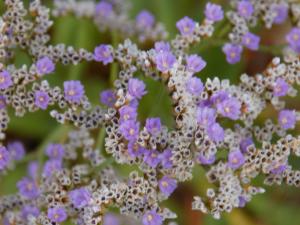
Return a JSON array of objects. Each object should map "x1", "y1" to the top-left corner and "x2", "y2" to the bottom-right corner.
[
  {"x1": 109, "y1": 31, "x2": 119, "y2": 87},
  {"x1": 95, "y1": 126, "x2": 106, "y2": 150}
]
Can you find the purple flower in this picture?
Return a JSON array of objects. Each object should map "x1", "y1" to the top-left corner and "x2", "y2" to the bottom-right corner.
[
  {"x1": 216, "y1": 97, "x2": 241, "y2": 120},
  {"x1": 237, "y1": 1, "x2": 254, "y2": 19},
  {"x1": 0, "y1": 70, "x2": 13, "y2": 89},
  {"x1": 239, "y1": 137, "x2": 253, "y2": 153},
  {"x1": 136, "y1": 10, "x2": 155, "y2": 29},
  {"x1": 95, "y1": 1, "x2": 113, "y2": 17},
  {"x1": 242, "y1": 32, "x2": 260, "y2": 50},
  {"x1": 154, "y1": 41, "x2": 171, "y2": 53},
  {"x1": 238, "y1": 196, "x2": 247, "y2": 208},
  {"x1": 47, "y1": 207, "x2": 67, "y2": 223},
  {"x1": 142, "y1": 210, "x2": 163, "y2": 225},
  {"x1": 0, "y1": 95, "x2": 6, "y2": 109},
  {"x1": 270, "y1": 162, "x2": 287, "y2": 174},
  {"x1": 198, "y1": 153, "x2": 215, "y2": 165},
  {"x1": 36, "y1": 56, "x2": 55, "y2": 76},
  {"x1": 186, "y1": 55, "x2": 206, "y2": 73},
  {"x1": 17, "y1": 177, "x2": 39, "y2": 199},
  {"x1": 155, "y1": 51, "x2": 176, "y2": 73},
  {"x1": 0, "y1": 146, "x2": 10, "y2": 170},
  {"x1": 204, "y1": 3, "x2": 224, "y2": 22},
  {"x1": 45, "y1": 143, "x2": 65, "y2": 160},
  {"x1": 7, "y1": 141, "x2": 25, "y2": 161},
  {"x1": 143, "y1": 150, "x2": 161, "y2": 168},
  {"x1": 278, "y1": 110, "x2": 296, "y2": 130},
  {"x1": 103, "y1": 213, "x2": 120, "y2": 225},
  {"x1": 21, "y1": 205, "x2": 40, "y2": 219},
  {"x1": 64, "y1": 80, "x2": 84, "y2": 104},
  {"x1": 286, "y1": 28, "x2": 300, "y2": 53},
  {"x1": 206, "y1": 122, "x2": 224, "y2": 142},
  {"x1": 196, "y1": 107, "x2": 216, "y2": 127},
  {"x1": 159, "y1": 148, "x2": 173, "y2": 169},
  {"x1": 176, "y1": 16, "x2": 195, "y2": 36},
  {"x1": 69, "y1": 187, "x2": 91, "y2": 208},
  {"x1": 34, "y1": 90, "x2": 50, "y2": 110},
  {"x1": 127, "y1": 78, "x2": 147, "y2": 99},
  {"x1": 119, "y1": 120, "x2": 140, "y2": 141},
  {"x1": 271, "y1": 3, "x2": 288, "y2": 24},
  {"x1": 159, "y1": 176, "x2": 177, "y2": 197},
  {"x1": 211, "y1": 90, "x2": 229, "y2": 104},
  {"x1": 100, "y1": 89, "x2": 116, "y2": 107},
  {"x1": 128, "y1": 142, "x2": 144, "y2": 158},
  {"x1": 222, "y1": 43, "x2": 243, "y2": 64},
  {"x1": 273, "y1": 78, "x2": 289, "y2": 97},
  {"x1": 186, "y1": 77, "x2": 204, "y2": 95},
  {"x1": 94, "y1": 44, "x2": 113, "y2": 65},
  {"x1": 145, "y1": 117, "x2": 161, "y2": 135},
  {"x1": 42, "y1": 159, "x2": 62, "y2": 177},
  {"x1": 228, "y1": 150, "x2": 245, "y2": 169},
  {"x1": 119, "y1": 105, "x2": 137, "y2": 122},
  {"x1": 27, "y1": 161, "x2": 38, "y2": 179}
]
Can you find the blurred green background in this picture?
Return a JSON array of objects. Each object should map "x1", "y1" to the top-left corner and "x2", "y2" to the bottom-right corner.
[{"x1": 1, "y1": 1, "x2": 300, "y2": 225}]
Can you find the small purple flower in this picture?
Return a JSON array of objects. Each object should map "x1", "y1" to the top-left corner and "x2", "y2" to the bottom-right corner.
[
  {"x1": 286, "y1": 28, "x2": 300, "y2": 53},
  {"x1": 198, "y1": 153, "x2": 215, "y2": 165},
  {"x1": 100, "y1": 89, "x2": 116, "y2": 107},
  {"x1": 103, "y1": 213, "x2": 120, "y2": 225},
  {"x1": 196, "y1": 107, "x2": 216, "y2": 127},
  {"x1": 239, "y1": 137, "x2": 253, "y2": 153},
  {"x1": 36, "y1": 56, "x2": 55, "y2": 76},
  {"x1": 45, "y1": 143, "x2": 65, "y2": 160},
  {"x1": 136, "y1": 10, "x2": 155, "y2": 29},
  {"x1": 119, "y1": 120, "x2": 140, "y2": 141},
  {"x1": 211, "y1": 90, "x2": 229, "y2": 104},
  {"x1": 216, "y1": 97, "x2": 241, "y2": 120},
  {"x1": 176, "y1": 16, "x2": 195, "y2": 36},
  {"x1": 34, "y1": 90, "x2": 50, "y2": 110},
  {"x1": 154, "y1": 41, "x2": 171, "y2": 53},
  {"x1": 42, "y1": 159, "x2": 62, "y2": 177},
  {"x1": 273, "y1": 78, "x2": 289, "y2": 97},
  {"x1": 237, "y1": 1, "x2": 254, "y2": 19},
  {"x1": 186, "y1": 77, "x2": 204, "y2": 96},
  {"x1": 270, "y1": 162, "x2": 287, "y2": 174},
  {"x1": 238, "y1": 196, "x2": 247, "y2": 208},
  {"x1": 159, "y1": 148, "x2": 173, "y2": 169},
  {"x1": 7, "y1": 141, "x2": 25, "y2": 161},
  {"x1": 69, "y1": 187, "x2": 91, "y2": 208},
  {"x1": 27, "y1": 161, "x2": 38, "y2": 179},
  {"x1": 228, "y1": 150, "x2": 245, "y2": 169},
  {"x1": 206, "y1": 123, "x2": 224, "y2": 142},
  {"x1": 119, "y1": 105, "x2": 137, "y2": 122},
  {"x1": 204, "y1": 3, "x2": 224, "y2": 22},
  {"x1": 159, "y1": 176, "x2": 177, "y2": 197},
  {"x1": 222, "y1": 43, "x2": 243, "y2": 64},
  {"x1": 127, "y1": 78, "x2": 147, "y2": 99},
  {"x1": 0, "y1": 95, "x2": 6, "y2": 109},
  {"x1": 155, "y1": 51, "x2": 176, "y2": 73},
  {"x1": 242, "y1": 32, "x2": 260, "y2": 50},
  {"x1": 17, "y1": 177, "x2": 39, "y2": 199},
  {"x1": 0, "y1": 70, "x2": 13, "y2": 90},
  {"x1": 128, "y1": 141, "x2": 144, "y2": 158},
  {"x1": 143, "y1": 150, "x2": 161, "y2": 168},
  {"x1": 145, "y1": 117, "x2": 161, "y2": 135},
  {"x1": 271, "y1": 3, "x2": 288, "y2": 24},
  {"x1": 21, "y1": 205, "x2": 40, "y2": 219},
  {"x1": 278, "y1": 110, "x2": 296, "y2": 130},
  {"x1": 47, "y1": 207, "x2": 67, "y2": 223},
  {"x1": 95, "y1": 1, "x2": 113, "y2": 17},
  {"x1": 142, "y1": 210, "x2": 163, "y2": 225},
  {"x1": 0, "y1": 146, "x2": 10, "y2": 170},
  {"x1": 186, "y1": 55, "x2": 206, "y2": 74},
  {"x1": 94, "y1": 44, "x2": 113, "y2": 65},
  {"x1": 64, "y1": 80, "x2": 84, "y2": 104}
]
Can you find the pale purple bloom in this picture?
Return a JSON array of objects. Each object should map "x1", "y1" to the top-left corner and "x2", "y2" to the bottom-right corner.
[
  {"x1": 17, "y1": 177, "x2": 39, "y2": 199},
  {"x1": 155, "y1": 51, "x2": 176, "y2": 73},
  {"x1": 228, "y1": 150, "x2": 245, "y2": 169},
  {"x1": 0, "y1": 95, "x2": 6, "y2": 109},
  {"x1": 286, "y1": 28, "x2": 300, "y2": 53},
  {"x1": 45, "y1": 143, "x2": 65, "y2": 159},
  {"x1": 207, "y1": 122, "x2": 224, "y2": 142},
  {"x1": 154, "y1": 41, "x2": 171, "y2": 53},
  {"x1": 211, "y1": 90, "x2": 229, "y2": 104},
  {"x1": 216, "y1": 97, "x2": 241, "y2": 120},
  {"x1": 242, "y1": 32, "x2": 260, "y2": 50},
  {"x1": 47, "y1": 207, "x2": 67, "y2": 223},
  {"x1": 103, "y1": 213, "x2": 120, "y2": 225},
  {"x1": 271, "y1": 3, "x2": 288, "y2": 24},
  {"x1": 0, "y1": 70, "x2": 13, "y2": 89},
  {"x1": 222, "y1": 43, "x2": 243, "y2": 64},
  {"x1": 128, "y1": 141, "x2": 144, "y2": 158},
  {"x1": 240, "y1": 137, "x2": 253, "y2": 153},
  {"x1": 43, "y1": 159, "x2": 62, "y2": 177},
  {"x1": 196, "y1": 107, "x2": 216, "y2": 127},
  {"x1": 143, "y1": 150, "x2": 161, "y2": 168},
  {"x1": 278, "y1": 110, "x2": 296, "y2": 130},
  {"x1": 69, "y1": 187, "x2": 91, "y2": 208},
  {"x1": 238, "y1": 196, "x2": 247, "y2": 208},
  {"x1": 64, "y1": 80, "x2": 84, "y2": 104},
  {"x1": 142, "y1": 210, "x2": 163, "y2": 225},
  {"x1": 34, "y1": 90, "x2": 50, "y2": 110},
  {"x1": 186, "y1": 54, "x2": 206, "y2": 73},
  {"x1": 21, "y1": 205, "x2": 40, "y2": 219},
  {"x1": 94, "y1": 44, "x2": 114, "y2": 65},
  {"x1": 237, "y1": 1, "x2": 254, "y2": 19},
  {"x1": 205, "y1": 3, "x2": 224, "y2": 22},
  {"x1": 186, "y1": 77, "x2": 204, "y2": 95},
  {"x1": 159, "y1": 176, "x2": 177, "y2": 197},
  {"x1": 270, "y1": 162, "x2": 287, "y2": 174},
  {"x1": 7, "y1": 141, "x2": 25, "y2": 161},
  {"x1": 198, "y1": 153, "x2": 215, "y2": 165},
  {"x1": 273, "y1": 78, "x2": 289, "y2": 97},
  {"x1": 36, "y1": 56, "x2": 55, "y2": 76},
  {"x1": 136, "y1": 10, "x2": 155, "y2": 29},
  {"x1": 27, "y1": 161, "x2": 38, "y2": 179},
  {"x1": 119, "y1": 105, "x2": 137, "y2": 122},
  {"x1": 119, "y1": 120, "x2": 140, "y2": 141},
  {"x1": 100, "y1": 89, "x2": 116, "y2": 107},
  {"x1": 159, "y1": 148, "x2": 173, "y2": 169},
  {"x1": 145, "y1": 117, "x2": 161, "y2": 135},
  {"x1": 176, "y1": 16, "x2": 195, "y2": 36},
  {"x1": 128, "y1": 78, "x2": 147, "y2": 99},
  {"x1": 95, "y1": 1, "x2": 113, "y2": 17},
  {"x1": 0, "y1": 146, "x2": 10, "y2": 170}
]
